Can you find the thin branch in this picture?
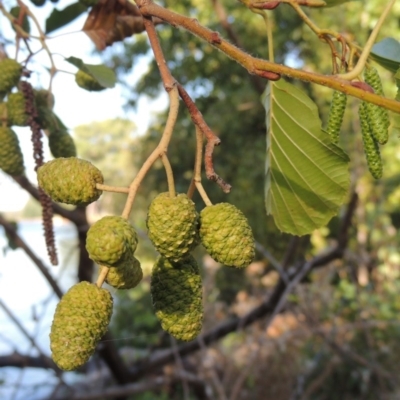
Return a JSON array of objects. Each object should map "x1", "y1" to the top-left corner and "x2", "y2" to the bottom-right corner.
[
  {"x1": 121, "y1": 85, "x2": 180, "y2": 218},
  {"x1": 135, "y1": 0, "x2": 400, "y2": 113},
  {"x1": 191, "y1": 125, "x2": 213, "y2": 206},
  {"x1": 161, "y1": 153, "x2": 176, "y2": 197},
  {"x1": 121, "y1": 17, "x2": 179, "y2": 218},
  {"x1": 95, "y1": 184, "x2": 130, "y2": 194},
  {"x1": 177, "y1": 84, "x2": 231, "y2": 193},
  {"x1": 255, "y1": 241, "x2": 289, "y2": 284},
  {"x1": 0, "y1": 353, "x2": 58, "y2": 371}
]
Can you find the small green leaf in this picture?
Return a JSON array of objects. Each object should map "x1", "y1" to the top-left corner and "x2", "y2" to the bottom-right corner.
[
  {"x1": 65, "y1": 56, "x2": 116, "y2": 88},
  {"x1": 370, "y1": 38, "x2": 400, "y2": 73},
  {"x1": 45, "y1": 2, "x2": 87, "y2": 34},
  {"x1": 263, "y1": 80, "x2": 350, "y2": 236}
]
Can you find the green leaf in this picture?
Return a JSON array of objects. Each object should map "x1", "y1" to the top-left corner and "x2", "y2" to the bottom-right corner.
[
  {"x1": 370, "y1": 38, "x2": 400, "y2": 73},
  {"x1": 45, "y1": 2, "x2": 87, "y2": 34},
  {"x1": 263, "y1": 80, "x2": 350, "y2": 236},
  {"x1": 65, "y1": 56, "x2": 116, "y2": 88}
]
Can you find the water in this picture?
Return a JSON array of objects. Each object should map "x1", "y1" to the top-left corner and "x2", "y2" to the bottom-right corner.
[{"x1": 0, "y1": 218, "x2": 80, "y2": 400}]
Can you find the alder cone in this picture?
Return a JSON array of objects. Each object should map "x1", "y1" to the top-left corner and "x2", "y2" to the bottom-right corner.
[
  {"x1": 151, "y1": 256, "x2": 203, "y2": 341},
  {"x1": 7, "y1": 92, "x2": 28, "y2": 126},
  {"x1": 86, "y1": 216, "x2": 138, "y2": 267},
  {"x1": 0, "y1": 127, "x2": 24, "y2": 176},
  {"x1": 147, "y1": 192, "x2": 199, "y2": 262},
  {"x1": 0, "y1": 59, "x2": 22, "y2": 94},
  {"x1": 200, "y1": 203, "x2": 255, "y2": 268},
  {"x1": 105, "y1": 257, "x2": 143, "y2": 289},
  {"x1": 75, "y1": 70, "x2": 105, "y2": 92},
  {"x1": 50, "y1": 281, "x2": 113, "y2": 371},
  {"x1": 48, "y1": 128, "x2": 77, "y2": 158},
  {"x1": 37, "y1": 157, "x2": 103, "y2": 205}
]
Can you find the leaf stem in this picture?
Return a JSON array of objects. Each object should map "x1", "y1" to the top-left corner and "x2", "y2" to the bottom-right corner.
[
  {"x1": 95, "y1": 183, "x2": 130, "y2": 194},
  {"x1": 161, "y1": 153, "x2": 176, "y2": 197},
  {"x1": 96, "y1": 266, "x2": 110, "y2": 288},
  {"x1": 192, "y1": 126, "x2": 213, "y2": 206}
]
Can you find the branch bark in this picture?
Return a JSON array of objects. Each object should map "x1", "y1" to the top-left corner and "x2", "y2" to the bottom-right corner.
[{"x1": 134, "y1": 0, "x2": 400, "y2": 113}]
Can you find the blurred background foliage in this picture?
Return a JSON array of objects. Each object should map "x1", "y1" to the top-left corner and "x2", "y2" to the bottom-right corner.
[{"x1": 55, "y1": 0, "x2": 400, "y2": 398}]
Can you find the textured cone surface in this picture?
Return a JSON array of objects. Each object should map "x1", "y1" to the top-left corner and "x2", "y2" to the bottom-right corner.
[
  {"x1": 49, "y1": 128, "x2": 77, "y2": 158},
  {"x1": 200, "y1": 203, "x2": 255, "y2": 268},
  {"x1": 86, "y1": 216, "x2": 138, "y2": 267},
  {"x1": 364, "y1": 67, "x2": 390, "y2": 130},
  {"x1": 75, "y1": 70, "x2": 106, "y2": 92},
  {"x1": 34, "y1": 90, "x2": 57, "y2": 129},
  {"x1": 37, "y1": 157, "x2": 103, "y2": 205},
  {"x1": 34, "y1": 89, "x2": 55, "y2": 109},
  {"x1": 0, "y1": 127, "x2": 24, "y2": 175},
  {"x1": 0, "y1": 59, "x2": 22, "y2": 94},
  {"x1": 50, "y1": 281, "x2": 113, "y2": 371},
  {"x1": 7, "y1": 92, "x2": 28, "y2": 126},
  {"x1": 364, "y1": 67, "x2": 389, "y2": 144},
  {"x1": 151, "y1": 256, "x2": 203, "y2": 341},
  {"x1": 147, "y1": 192, "x2": 199, "y2": 262},
  {"x1": 326, "y1": 91, "x2": 347, "y2": 145},
  {"x1": 359, "y1": 102, "x2": 382, "y2": 179},
  {"x1": 105, "y1": 257, "x2": 143, "y2": 289}
]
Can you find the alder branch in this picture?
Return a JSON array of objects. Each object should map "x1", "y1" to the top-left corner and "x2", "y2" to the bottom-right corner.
[
  {"x1": 0, "y1": 352, "x2": 58, "y2": 371},
  {"x1": 134, "y1": 0, "x2": 400, "y2": 113}
]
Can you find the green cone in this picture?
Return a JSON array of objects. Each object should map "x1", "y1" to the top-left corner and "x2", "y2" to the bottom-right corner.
[
  {"x1": 48, "y1": 128, "x2": 77, "y2": 158},
  {"x1": 86, "y1": 216, "x2": 138, "y2": 267},
  {"x1": 200, "y1": 203, "x2": 255, "y2": 268},
  {"x1": 37, "y1": 157, "x2": 103, "y2": 205},
  {"x1": 0, "y1": 59, "x2": 22, "y2": 94},
  {"x1": 147, "y1": 192, "x2": 199, "y2": 262},
  {"x1": 0, "y1": 126, "x2": 24, "y2": 176},
  {"x1": 105, "y1": 257, "x2": 143, "y2": 289},
  {"x1": 50, "y1": 281, "x2": 113, "y2": 371},
  {"x1": 7, "y1": 92, "x2": 28, "y2": 126},
  {"x1": 151, "y1": 256, "x2": 203, "y2": 341}
]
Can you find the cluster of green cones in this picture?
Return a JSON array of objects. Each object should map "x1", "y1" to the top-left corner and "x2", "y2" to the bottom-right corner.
[{"x1": 40, "y1": 157, "x2": 255, "y2": 370}]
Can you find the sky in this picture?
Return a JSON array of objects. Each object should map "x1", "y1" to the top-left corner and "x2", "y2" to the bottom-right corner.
[{"x1": 0, "y1": 0, "x2": 167, "y2": 212}]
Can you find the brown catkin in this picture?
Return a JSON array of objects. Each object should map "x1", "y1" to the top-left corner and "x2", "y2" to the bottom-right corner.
[{"x1": 21, "y1": 81, "x2": 58, "y2": 265}]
